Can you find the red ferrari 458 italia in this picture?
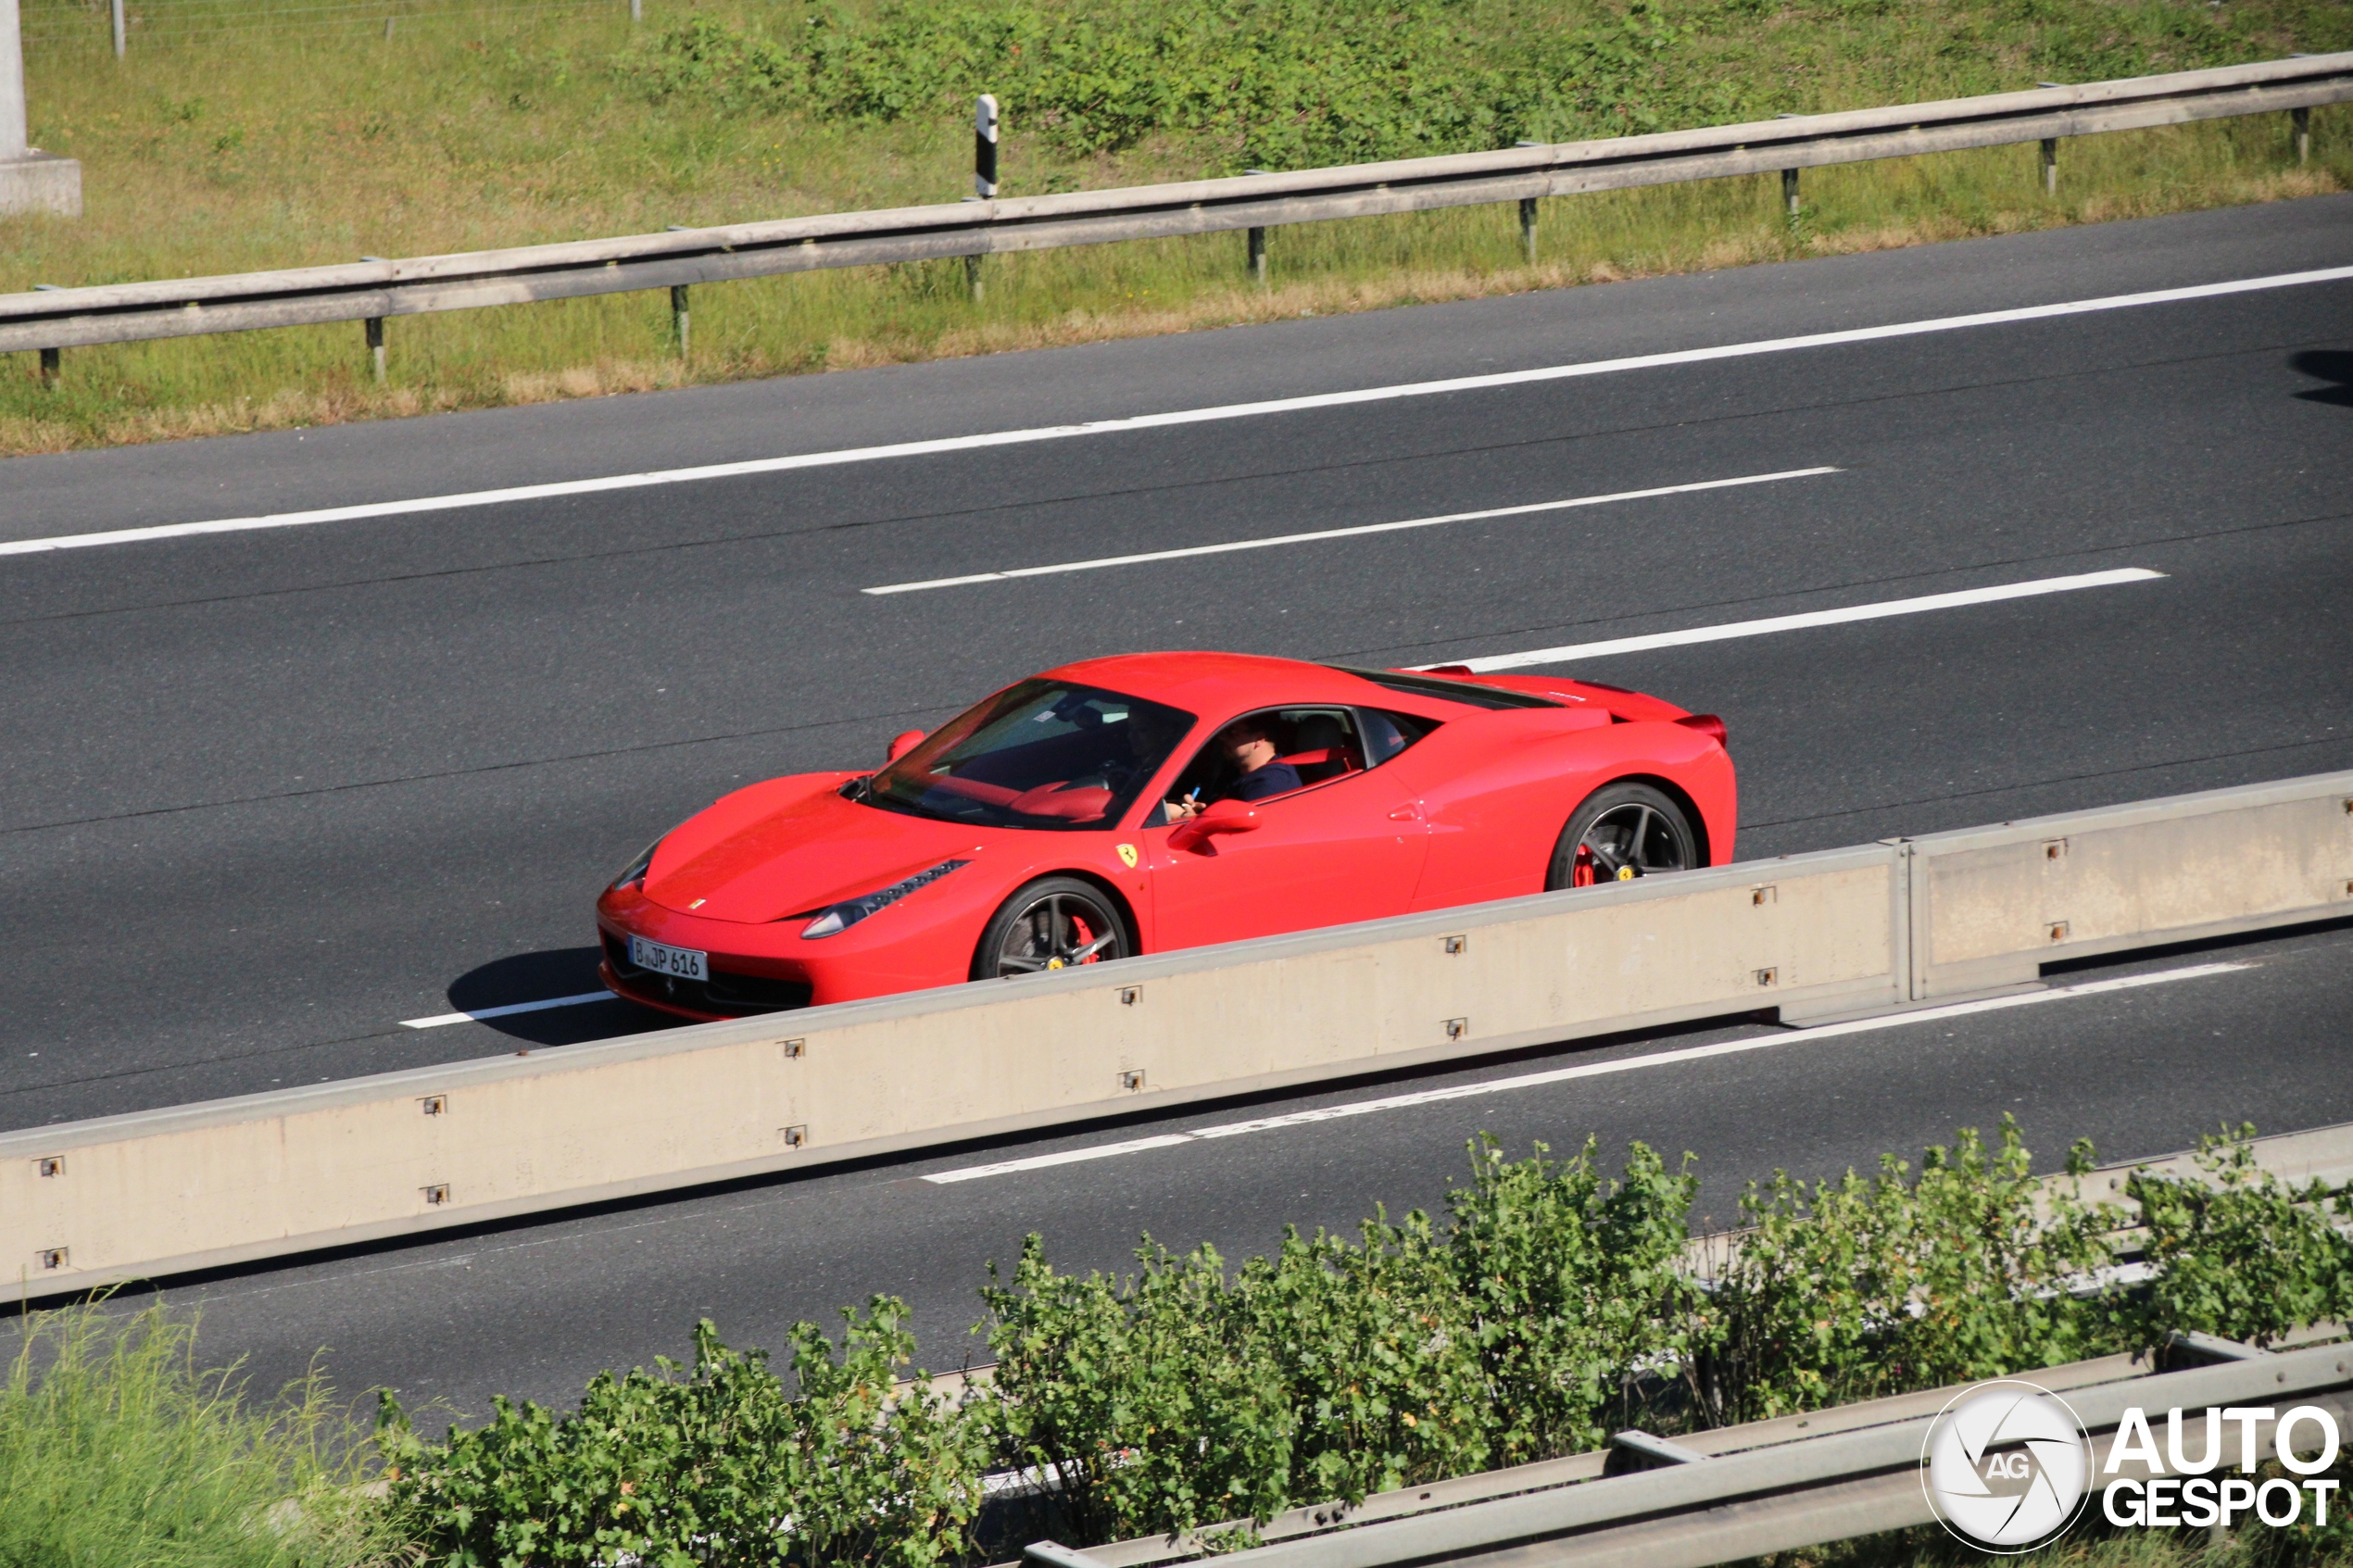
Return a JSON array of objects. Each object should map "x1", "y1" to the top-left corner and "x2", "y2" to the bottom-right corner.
[{"x1": 598, "y1": 652, "x2": 1733, "y2": 1020}]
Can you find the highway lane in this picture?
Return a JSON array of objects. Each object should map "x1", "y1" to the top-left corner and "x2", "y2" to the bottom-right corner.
[
  {"x1": 107, "y1": 918, "x2": 2353, "y2": 1433},
  {"x1": 0, "y1": 192, "x2": 2347, "y2": 1424},
  {"x1": 4, "y1": 198, "x2": 2348, "y2": 1125}
]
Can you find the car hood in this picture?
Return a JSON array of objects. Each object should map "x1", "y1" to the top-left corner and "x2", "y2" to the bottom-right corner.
[{"x1": 643, "y1": 777, "x2": 987, "y2": 923}]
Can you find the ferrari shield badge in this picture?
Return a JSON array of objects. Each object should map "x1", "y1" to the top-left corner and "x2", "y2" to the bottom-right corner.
[{"x1": 1115, "y1": 843, "x2": 1139, "y2": 869}]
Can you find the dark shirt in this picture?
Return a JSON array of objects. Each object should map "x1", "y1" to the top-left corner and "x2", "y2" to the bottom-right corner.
[{"x1": 1213, "y1": 760, "x2": 1302, "y2": 804}]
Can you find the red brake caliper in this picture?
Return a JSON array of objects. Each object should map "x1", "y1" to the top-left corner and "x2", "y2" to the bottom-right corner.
[{"x1": 1571, "y1": 846, "x2": 1596, "y2": 887}]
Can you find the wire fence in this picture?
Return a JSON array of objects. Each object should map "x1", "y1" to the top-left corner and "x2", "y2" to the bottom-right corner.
[{"x1": 19, "y1": 0, "x2": 636, "y2": 49}]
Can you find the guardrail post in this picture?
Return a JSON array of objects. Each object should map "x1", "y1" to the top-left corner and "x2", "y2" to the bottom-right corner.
[
  {"x1": 966, "y1": 94, "x2": 998, "y2": 303},
  {"x1": 1518, "y1": 196, "x2": 1538, "y2": 264},
  {"x1": 670, "y1": 284, "x2": 688, "y2": 356},
  {"x1": 110, "y1": 0, "x2": 125, "y2": 56},
  {"x1": 364, "y1": 316, "x2": 385, "y2": 383},
  {"x1": 2040, "y1": 136, "x2": 2059, "y2": 194},
  {"x1": 1247, "y1": 225, "x2": 1268, "y2": 285},
  {"x1": 1780, "y1": 168, "x2": 1799, "y2": 220},
  {"x1": 2293, "y1": 105, "x2": 2310, "y2": 164},
  {"x1": 38, "y1": 345, "x2": 58, "y2": 387}
]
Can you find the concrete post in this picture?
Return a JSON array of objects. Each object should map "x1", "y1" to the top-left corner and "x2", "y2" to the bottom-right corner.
[
  {"x1": 111, "y1": 0, "x2": 124, "y2": 57},
  {"x1": 0, "y1": 0, "x2": 82, "y2": 216},
  {"x1": 1, "y1": 0, "x2": 26, "y2": 161}
]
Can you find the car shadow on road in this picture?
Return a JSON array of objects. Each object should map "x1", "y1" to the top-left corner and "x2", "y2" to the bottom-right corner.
[
  {"x1": 444, "y1": 947, "x2": 682, "y2": 1046},
  {"x1": 2289, "y1": 349, "x2": 2353, "y2": 408}
]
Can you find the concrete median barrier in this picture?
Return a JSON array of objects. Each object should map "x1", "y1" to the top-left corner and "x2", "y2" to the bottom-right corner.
[
  {"x1": 6, "y1": 770, "x2": 2348, "y2": 1298},
  {"x1": 1909, "y1": 771, "x2": 2353, "y2": 1000}
]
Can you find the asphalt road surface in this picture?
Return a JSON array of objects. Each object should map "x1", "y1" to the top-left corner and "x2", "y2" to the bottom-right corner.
[{"x1": 3, "y1": 193, "x2": 2348, "y2": 1421}]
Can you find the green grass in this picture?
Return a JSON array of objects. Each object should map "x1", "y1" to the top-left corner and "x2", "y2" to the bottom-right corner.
[
  {"x1": 0, "y1": 1300, "x2": 402, "y2": 1568},
  {"x1": 0, "y1": 0, "x2": 2347, "y2": 453}
]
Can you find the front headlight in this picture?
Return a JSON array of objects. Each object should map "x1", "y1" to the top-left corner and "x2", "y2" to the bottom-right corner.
[
  {"x1": 609, "y1": 834, "x2": 666, "y2": 892},
  {"x1": 800, "y1": 859, "x2": 971, "y2": 939}
]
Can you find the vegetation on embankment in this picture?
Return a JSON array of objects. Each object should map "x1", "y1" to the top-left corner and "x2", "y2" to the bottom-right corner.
[
  {"x1": 0, "y1": 1300, "x2": 409, "y2": 1568},
  {"x1": 0, "y1": 0, "x2": 2347, "y2": 455},
  {"x1": 11, "y1": 1121, "x2": 2347, "y2": 1566}
]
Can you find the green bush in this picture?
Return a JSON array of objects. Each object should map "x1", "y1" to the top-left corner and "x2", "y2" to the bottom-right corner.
[
  {"x1": 2124, "y1": 1123, "x2": 2353, "y2": 1350},
  {"x1": 1692, "y1": 1121, "x2": 2130, "y2": 1424},
  {"x1": 379, "y1": 1298, "x2": 988, "y2": 1568},
  {"x1": 0, "y1": 1300, "x2": 397, "y2": 1568},
  {"x1": 373, "y1": 1120, "x2": 2353, "y2": 1558},
  {"x1": 623, "y1": 0, "x2": 1729, "y2": 169},
  {"x1": 610, "y1": 0, "x2": 2338, "y2": 172}
]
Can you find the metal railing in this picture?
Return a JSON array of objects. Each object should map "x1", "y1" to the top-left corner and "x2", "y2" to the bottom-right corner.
[
  {"x1": 2, "y1": 52, "x2": 2347, "y2": 379},
  {"x1": 1027, "y1": 1328, "x2": 2353, "y2": 1568}
]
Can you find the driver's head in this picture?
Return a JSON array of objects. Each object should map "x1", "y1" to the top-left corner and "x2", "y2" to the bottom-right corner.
[{"x1": 1219, "y1": 717, "x2": 1277, "y2": 771}]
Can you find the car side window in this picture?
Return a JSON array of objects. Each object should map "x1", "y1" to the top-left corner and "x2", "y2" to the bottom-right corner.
[
  {"x1": 1360, "y1": 708, "x2": 1439, "y2": 766},
  {"x1": 1161, "y1": 707, "x2": 1368, "y2": 815}
]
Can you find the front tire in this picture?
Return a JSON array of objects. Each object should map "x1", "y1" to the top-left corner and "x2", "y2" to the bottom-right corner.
[
  {"x1": 972, "y1": 877, "x2": 1134, "y2": 981},
  {"x1": 1545, "y1": 783, "x2": 1698, "y2": 891}
]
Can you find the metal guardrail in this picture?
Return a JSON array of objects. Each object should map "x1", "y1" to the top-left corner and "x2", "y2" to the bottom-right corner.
[
  {"x1": 1, "y1": 53, "x2": 2347, "y2": 365},
  {"x1": 1029, "y1": 1332, "x2": 2353, "y2": 1568}
]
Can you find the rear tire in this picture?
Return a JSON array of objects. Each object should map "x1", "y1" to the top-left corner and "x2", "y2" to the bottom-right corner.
[
  {"x1": 1544, "y1": 783, "x2": 1698, "y2": 891},
  {"x1": 972, "y1": 876, "x2": 1134, "y2": 981}
]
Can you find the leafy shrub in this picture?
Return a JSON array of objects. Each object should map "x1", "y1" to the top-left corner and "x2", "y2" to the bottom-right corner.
[
  {"x1": 380, "y1": 1298, "x2": 988, "y2": 1568},
  {"x1": 379, "y1": 1120, "x2": 2353, "y2": 1557},
  {"x1": 617, "y1": 0, "x2": 1715, "y2": 169},
  {"x1": 983, "y1": 1135, "x2": 1699, "y2": 1539},
  {"x1": 1692, "y1": 1120, "x2": 2131, "y2": 1424},
  {"x1": 980, "y1": 1237, "x2": 1299, "y2": 1545},
  {"x1": 2123, "y1": 1123, "x2": 2353, "y2": 1349}
]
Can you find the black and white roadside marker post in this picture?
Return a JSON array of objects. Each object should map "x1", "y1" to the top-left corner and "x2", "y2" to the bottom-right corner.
[
  {"x1": 967, "y1": 94, "x2": 998, "y2": 302},
  {"x1": 974, "y1": 93, "x2": 1000, "y2": 199}
]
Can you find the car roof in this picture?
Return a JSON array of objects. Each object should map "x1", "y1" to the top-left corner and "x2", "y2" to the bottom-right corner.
[{"x1": 1047, "y1": 651, "x2": 1397, "y2": 713}]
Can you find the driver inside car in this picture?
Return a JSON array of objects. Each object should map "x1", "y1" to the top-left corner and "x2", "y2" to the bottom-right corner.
[{"x1": 1166, "y1": 716, "x2": 1302, "y2": 821}]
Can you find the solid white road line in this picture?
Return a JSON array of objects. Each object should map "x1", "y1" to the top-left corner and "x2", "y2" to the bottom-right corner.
[
  {"x1": 861, "y1": 468, "x2": 1841, "y2": 594},
  {"x1": 918, "y1": 960, "x2": 2248, "y2": 1183},
  {"x1": 7, "y1": 265, "x2": 2349, "y2": 559},
  {"x1": 920, "y1": 1134, "x2": 1201, "y2": 1185},
  {"x1": 399, "y1": 990, "x2": 613, "y2": 1029},
  {"x1": 1418, "y1": 567, "x2": 2166, "y2": 671}
]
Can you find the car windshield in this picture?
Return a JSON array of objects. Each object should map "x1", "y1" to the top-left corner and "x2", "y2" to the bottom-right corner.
[{"x1": 865, "y1": 680, "x2": 1196, "y2": 831}]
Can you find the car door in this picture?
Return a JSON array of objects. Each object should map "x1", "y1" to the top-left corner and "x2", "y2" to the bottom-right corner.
[{"x1": 1140, "y1": 707, "x2": 1430, "y2": 949}]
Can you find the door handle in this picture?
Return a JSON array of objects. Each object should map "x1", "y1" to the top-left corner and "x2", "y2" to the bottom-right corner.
[{"x1": 1388, "y1": 802, "x2": 1424, "y2": 822}]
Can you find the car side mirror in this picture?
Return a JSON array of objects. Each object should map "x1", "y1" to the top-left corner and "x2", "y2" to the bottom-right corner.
[
  {"x1": 886, "y1": 730, "x2": 926, "y2": 763},
  {"x1": 1169, "y1": 798, "x2": 1260, "y2": 853}
]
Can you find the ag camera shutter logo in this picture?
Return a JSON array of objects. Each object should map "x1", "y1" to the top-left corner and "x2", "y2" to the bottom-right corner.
[{"x1": 1921, "y1": 1381, "x2": 2093, "y2": 1553}]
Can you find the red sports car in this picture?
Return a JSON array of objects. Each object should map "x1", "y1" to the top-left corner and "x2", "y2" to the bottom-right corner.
[{"x1": 598, "y1": 652, "x2": 1733, "y2": 1020}]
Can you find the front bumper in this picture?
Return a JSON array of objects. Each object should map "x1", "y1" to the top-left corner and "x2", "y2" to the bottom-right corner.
[{"x1": 598, "y1": 930, "x2": 813, "y2": 1020}]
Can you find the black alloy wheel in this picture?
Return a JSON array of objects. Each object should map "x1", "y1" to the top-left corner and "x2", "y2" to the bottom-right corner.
[
  {"x1": 972, "y1": 876, "x2": 1133, "y2": 981},
  {"x1": 1544, "y1": 782, "x2": 1699, "y2": 891}
]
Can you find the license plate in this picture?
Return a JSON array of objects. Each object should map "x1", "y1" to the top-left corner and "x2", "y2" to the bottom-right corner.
[{"x1": 629, "y1": 935, "x2": 708, "y2": 982}]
